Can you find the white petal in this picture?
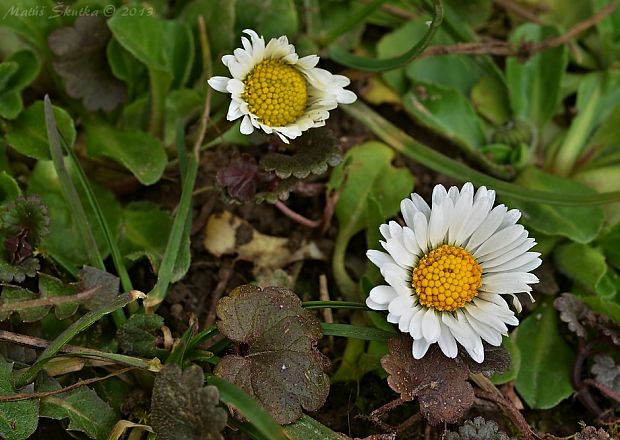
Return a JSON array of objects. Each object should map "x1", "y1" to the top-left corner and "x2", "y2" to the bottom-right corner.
[
  {"x1": 455, "y1": 195, "x2": 494, "y2": 244},
  {"x1": 411, "y1": 193, "x2": 431, "y2": 219},
  {"x1": 412, "y1": 338, "x2": 431, "y2": 359},
  {"x1": 499, "y1": 209, "x2": 521, "y2": 229},
  {"x1": 337, "y1": 89, "x2": 357, "y2": 104},
  {"x1": 368, "y1": 285, "x2": 398, "y2": 306},
  {"x1": 399, "y1": 308, "x2": 416, "y2": 332},
  {"x1": 463, "y1": 309, "x2": 503, "y2": 345},
  {"x1": 226, "y1": 78, "x2": 245, "y2": 95},
  {"x1": 240, "y1": 116, "x2": 254, "y2": 134},
  {"x1": 388, "y1": 295, "x2": 413, "y2": 317},
  {"x1": 428, "y1": 200, "x2": 448, "y2": 248},
  {"x1": 413, "y1": 212, "x2": 429, "y2": 253},
  {"x1": 367, "y1": 250, "x2": 394, "y2": 268},
  {"x1": 366, "y1": 297, "x2": 385, "y2": 310},
  {"x1": 466, "y1": 205, "x2": 507, "y2": 251},
  {"x1": 431, "y1": 184, "x2": 448, "y2": 207},
  {"x1": 474, "y1": 225, "x2": 525, "y2": 258},
  {"x1": 437, "y1": 320, "x2": 458, "y2": 358},
  {"x1": 409, "y1": 307, "x2": 425, "y2": 339},
  {"x1": 401, "y1": 198, "x2": 416, "y2": 229},
  {"x1": 422, "y1": 309, "x2": 441, "y2": 343},
  {"x1": 484, "y1": 251, "x2": 541, "y2": 273},
  {"x1": 382, "y1": 239, "x2": 414, "y2": 268},
  {"x1": 207, "y1": 76, "x2": 230, "y2": 92},
  {"x1": 478, "y1": 233, "x2": 530, "y2": 264},
  {"x1": 448, "y1": 183, "x2": 474, "y2": 244},
  {"x1": 402, "y1": 227, "x2": 421, "y2": 256}
]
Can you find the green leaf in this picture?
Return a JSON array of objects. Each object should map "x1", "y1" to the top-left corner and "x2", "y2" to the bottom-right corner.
[
  {"x1": 600, "y1": 222, "x2": 620, "y2": 270},
  {"x1": 38, "y1": 375, "x2": 118, "y2": 440},
  {"x1": 38, "y1": 274, "x2": 79, "y2": 320},
  {"x1": 117, "y1": 313, "x2": 167, "y2": 358},
  {"x1": 6, "y1": 101, "x2": 76, "y2": 160},
  {"x1": 0, "y1": 286, "x2": 49, "y2": 322},
  {"x1": 215, "y1": 285, "x2": 330, "y2": 424},
  {"x1": 283, "y1": 415, "x2": 347, "y2": 440},
  {"x1": 506, "y1": 166, "x2": 604, "y2": 243},
  {"x1": 506, "y1": 24, "x2": 567, "y2": 131},
  {"x1": 234, "y1": 0, "x2": 298, "y2": 40},
  {"x1": 3, "y1": 50, "x2": 40, "y2": 92},
  {"x1": 0, "y1": 0, "x2": 61, "y2": 53},
  {"x1": 0, "y1": 355, "x2": 38, "y2": 440},
  {"x1": 84, "y1": 123, "x2": 167, "y2": 185},
  {"x1": 118, "y1": 201, "x2": 190, "y2": 283},
  {"x1": 578, "y1": 295, "x2": 620, "y2": 324},
  {"x1": 329, "y1": 141, "x2": 413, "y2": 297},
  {"x1": 471, "y1": 75, "x2": 511, "y2": 125},
  {"x1": 515, "y1": 301, "x2": 575, "y2": 409},
  {"x1": 151, "y1": 364, "x2": 227, "y2": 440},
  {"x1": 555, "y1": 243, "x2": 616, "y2": 299},
  {"x1": 28, "y1": 160, "x2": 122, "y2": 273},
  {"x1": 179, "y1": 0, "x2": 236, "y2": 58},
  {"x1": 404, "y1": 83, "x2": 486, "y2": 152},
  {"x1": 0, "y1": 171, "x2": 21, "y2": 203},
  {"x1": 107, "y1": 11, "x2": 194, "y2": 89},
  {"x1": 0, "y1": 50, "x2": 40, "y2": 119},
  {"x1": 329, "y1": 0, "x2": 443, "y2": 72}
]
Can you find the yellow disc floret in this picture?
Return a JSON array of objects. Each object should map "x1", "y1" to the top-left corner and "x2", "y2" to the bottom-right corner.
[
  {"x1": 412, "y1": 245, "x2": 482, "y2": 311},
  {"x1": 242, "y1": 59, "x2": 307, "y2": 127}
]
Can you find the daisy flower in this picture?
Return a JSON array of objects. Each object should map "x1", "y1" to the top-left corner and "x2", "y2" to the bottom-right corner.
[
  {"x1": 367, "y1": 183, "x2": 541, "y2": 363},
  {"x1": 207, "y1": 29, "x2": 357, "y2": 143}
]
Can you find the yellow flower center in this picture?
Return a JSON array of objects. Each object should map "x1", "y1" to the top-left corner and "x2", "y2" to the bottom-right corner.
[
  {"x1": 242, "y1": 59, "x2": 308, "y2": 127},
  {"x1": 412, "y1": 245, "x2": 482, "y2": 312}
]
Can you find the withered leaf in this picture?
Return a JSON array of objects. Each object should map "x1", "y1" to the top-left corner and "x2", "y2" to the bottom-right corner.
[
  {"x1": 462, "y1": 344, "x2": 511, "y2": 377},
  {"x1": 445, "y1": 417, "x2": 513, "y2": 440},
  {"x1": 260, "y1": 128, "x2": 342, "y2": 179},
  {"x1": 78, "y1": 266, "x2": 120, "y2": 310},
  {"x1": 216, "y1": 154, "x2": 261, "y2": 202},
  {"x1": 48, "y1": 16, "x2": 126, "y2": 112},
  {"x1": 575, "y1": 426, "x2": 611, "y2": 440},
  {"x1": 591, "y1": 355, "x2": 620, "y2": 395},
  {"x1": 151, "y1": 364, "x2": 227, "y2": 440},
  {"x1": 381, "y1": 334, "x2": 474, "y2": 426},
  {"x1": 215, "y1": 285, "x2": 330, "y2": 424}
]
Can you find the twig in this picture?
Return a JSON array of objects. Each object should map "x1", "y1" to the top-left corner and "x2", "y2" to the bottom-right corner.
[
  {"x1": 0, "y1": 287, "x2": 97, "y2": 315},
  {"x1": 583, "y1": 379, "x2": 620, "y2": 404},
  {"x1": 417, "y1": 1, "x2": 618, "y2": 60},
  {"x1": 0, "y1": 367, "x2": 134, "y2": 402},
  {"x1": 274, "y1": 200, "x2": 322, "y2": 228},
  {"x1": 369, "y1": 397, "x2": 421, "y2": 433},
  {"x1": 474, "y1": 388, "x2": 536, "y2": 440},
  {"x1": 193, "y1": 15, "x2": 213, "y2": 157},
  {"x1": 492, "y1": 0, "x2": 544, "y2": 24}
]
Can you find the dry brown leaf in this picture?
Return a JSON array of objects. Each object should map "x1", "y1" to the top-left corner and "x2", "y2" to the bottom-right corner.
[{"x1": 203, "y1": 211, "x2": 325, "y2": 271}]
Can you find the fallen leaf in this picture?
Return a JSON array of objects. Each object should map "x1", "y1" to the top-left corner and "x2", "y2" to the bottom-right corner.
[
  {"x1": 554, "y1": 293, "x2": 590, "y2": 338},
  {"x1": 381, "y1": 334, "x2": 474, "y2": 425},
  {"x1": 204, "y1": 211, "x2": 325, "y2": 271},
  {"x1": 575, "y1": 426, "x2": 611, "y2": 440},
  {"x1": 463, "y1": 344, "x2": 511, "y2": 378},
  {"x1": 215, "y1": 285, "x2": 330, "y2": 424},
  {"x1": 591, "y1": 355, "x2": 620, "y2": 395}
]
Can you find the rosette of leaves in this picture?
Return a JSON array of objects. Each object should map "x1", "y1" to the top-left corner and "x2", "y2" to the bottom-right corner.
[
  {"x1": 381, "y1": 334, "x2": 475, "y2": 426},
  {"x1": 217, "y1": 128, "x2": 342, "y2": 203},
  {"x1": 0, "y1": 195, "x2": 49, "y2": 282},
  {"x1": 151, "y1": 364, "x2": 227, "y2": 440},
  {"x1": 215, "y1": 285, "x2": 330, "y2": 424}
]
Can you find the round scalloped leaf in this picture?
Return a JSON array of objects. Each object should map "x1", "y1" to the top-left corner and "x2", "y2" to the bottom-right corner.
[
  {"x1": 0, "y1": 257, "x2": 39, "y2": 283},
  {"x1": 260, "y1": 128, "x2": 342, "y2": 179},
  {"x1": 0, "y1": 195, "x2": 49, "y2": 245},
  {"x1": 215, "y1": 285, "x2": 330, "y2": 424}
]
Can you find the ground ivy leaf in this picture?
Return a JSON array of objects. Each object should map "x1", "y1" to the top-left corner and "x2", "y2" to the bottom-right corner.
[
  {"x1": 48, "y1": 15, "x2": 126, "y2": 112},
  {"x1": 260, "y1": 128, "x2": 343, "y2": 179},
  {"x1": 39, "y1": 274, "x2": 79, "y2": 320},
  {"x1": 591, "y1": 355, "x2": 620, "y2": 395},
  {"x1": 381, "y1": 334, "x2": 474, "y2": 425},
  {"x1": 37, "y1": 374, "x2": 118, "y2": 440},
  {"x1": 0, "y1": 355, "x2": 39, "y2": 440},
  {"x1": 151, "y1": 364, "x2": 227, "y2": 440},
  {"x1": 0, "y1": 285, "x2": 49, "y2": 322},
  {"x1": 117, "y1": 313, "x2": 166, "y2": 358},
  {"x1": 554, "y1": 293, "x2": 591, "y2": 337},
  {"x1": 445, "y1": 416, "x2": 513, "y2": 440},
  {"x1": 215, "y1": 285, "x2": 330, "y2": 424},
  {"x1": 515, "y1": 301, "x2": 575, "y2": 409},
  {"x1": 462, "y1": 344, "x2": 511, "y2": 378}
]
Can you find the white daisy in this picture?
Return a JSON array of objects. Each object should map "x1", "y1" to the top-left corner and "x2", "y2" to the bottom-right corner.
[
  {"x1": 367, "y1": 182, "x2": 541, "y2": 363},
  {"x1": 207, "y1": 29, "x2": 357, "y2": 143}
]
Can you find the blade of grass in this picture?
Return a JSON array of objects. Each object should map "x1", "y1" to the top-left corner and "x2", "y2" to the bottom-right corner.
[
  {"x1": 283, "y1": 415, "x2": 347, "y2": 440},
  {"x1": 320, "y1": 323, "x2": 395, "y2": 341},
  {"x1": 59, "y1": 133, "x2": 133, "y2": 295},
  {"x1": 329, "y1": 0, "x2": 443, "y2": 71},
  {"x1": 208, "y1": 376, "x2": 287, "y2": 440},
  {"x1": 14, "y1": 290, "x2": 145, "y2": 388},
  {"x1": 344, "y1": 101, "x2": 620, "y2": 205},
  {"x1": 44, "y1": 96, "x2": 104, "y2": 271},
  {"x1": 302, "y1": 301, "x2": 369, "y2": 310}
]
